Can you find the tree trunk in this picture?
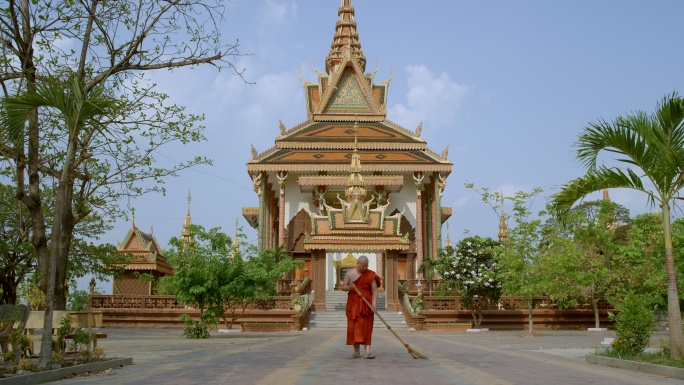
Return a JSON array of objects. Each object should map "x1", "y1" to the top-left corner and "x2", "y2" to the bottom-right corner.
[
  {"x1": 38, "y1": 182, "x2": 68, "y2": 368},
  {"x1": 662, "y1": 203, "x2": 684, "y2": 358},
  {"x1": 593, "y1": 298, "x2": 600, "y2": 329},
  {"x1": 527, "y1": 298, "x2": 534, "y2": 334}
]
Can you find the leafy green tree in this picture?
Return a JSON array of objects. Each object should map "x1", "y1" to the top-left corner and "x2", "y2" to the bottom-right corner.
[
  {"x1": 610, "y1": 214, "x2": 668, "y2": 307},
  {"x1": 437, "y1": 236, "x2": 502, "y2": 328},
  {"x1": 163, "y1": 225, "x2": 299, "y2": 335},
  {"x1": 0, "y1": 0, "x2": 243, "y2": 365},
  {"x1": 218, "y1": 240, "x2": 300, "y2": 329},
  {"x1": 538, "y1": 200, "x2": 629, "y2": 328},
  {"x1": 549, "y1": 94, "x2": 684, "y2": 357},
  {"x1": 164, "y1": 225, "x2": 233, "y2": 331},
  {"x1": 497, "y1": 190, "x2": 545, "y2": 334},
  {"x1": 3, "y1": 76, "x2": 121, "y2": 364}
]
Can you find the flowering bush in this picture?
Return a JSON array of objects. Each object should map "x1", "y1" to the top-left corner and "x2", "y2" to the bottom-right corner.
[{"x1": 437, "y1": 236, "x2": 502, "y2": 328}]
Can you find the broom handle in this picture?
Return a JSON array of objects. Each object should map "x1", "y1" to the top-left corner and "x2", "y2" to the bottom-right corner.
[{"x1": 352, "y1": 284, "x2": 412, "y2": 347}]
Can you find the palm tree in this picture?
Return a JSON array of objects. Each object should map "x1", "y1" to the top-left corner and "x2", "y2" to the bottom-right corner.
[
  {"x1": 549, "y1": 93, "x2": 684, "y2": 358},
  {"x1": 1, "y1": 75, "x2": 119, "y2": 367}
]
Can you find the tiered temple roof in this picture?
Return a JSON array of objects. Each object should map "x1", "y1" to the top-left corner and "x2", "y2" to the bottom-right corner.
[
  {"x1": 117, "y1": 224, "x2": 173, "y2": 275},
  {"x1": 246, "y1": 0, "x2": 451, "y2": 176}
]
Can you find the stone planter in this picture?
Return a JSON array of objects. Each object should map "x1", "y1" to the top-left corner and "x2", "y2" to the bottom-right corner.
[
  {"x1": 424, "y1": 322, "x2": 471, "y2": 332},
  {"x1": 0, "y1": 357, "x2": 132, "y2": 385},
  {"x1": 240, "y1": 322, "x2": 292, "y2": 332}
]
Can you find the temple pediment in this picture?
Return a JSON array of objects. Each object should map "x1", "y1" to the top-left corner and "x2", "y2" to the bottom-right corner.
[{"x1": 280, "y1": 120, "x2": 420, "y2": 143}]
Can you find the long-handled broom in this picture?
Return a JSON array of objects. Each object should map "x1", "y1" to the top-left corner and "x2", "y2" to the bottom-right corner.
[{"x1": 352, "y1": 285, "x2": 428, "y2": 359}]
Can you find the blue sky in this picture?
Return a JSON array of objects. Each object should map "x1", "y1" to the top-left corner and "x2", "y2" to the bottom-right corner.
[{"x1": 87, "y1": 0, "x2": 684, "y2": 289}]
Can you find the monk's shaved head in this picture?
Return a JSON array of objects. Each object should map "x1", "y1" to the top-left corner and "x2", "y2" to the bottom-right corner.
[{"x1": 358, "y1": 255, "x2": 369, "y2": 264}]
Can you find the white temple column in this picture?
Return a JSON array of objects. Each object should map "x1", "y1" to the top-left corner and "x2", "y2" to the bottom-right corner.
[
  {"x1": 413, "y1": 172, "x2": 424, "y2": 279},
  {"x1": 277, "y1": 171, "x2": 288, "y2": 247}
]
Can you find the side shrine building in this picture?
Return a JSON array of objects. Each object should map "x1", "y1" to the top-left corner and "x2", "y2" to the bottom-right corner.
[{"x1": 243, "y1": 0, "x2": 452, "y2": 312}]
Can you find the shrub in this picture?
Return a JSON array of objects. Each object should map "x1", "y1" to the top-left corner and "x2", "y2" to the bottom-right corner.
[
  {"x1": 56, "y1": 314, "x2": 73, "y2": 353},
  {"x1": 609, "y1": 293, "x2": 655, "y2": 355},
  {"x1": 68, "y1": 290, "x2": 90, "y2": 311},
  {"x1": 179, "y1": 313, "x2": 217, "y2": 339},
  {"x1": 3, "y1": 350, "x2": 16, "y2": 363},
  {"x1": 8, "y1": 330, "x2": 31, "y2": 359}
]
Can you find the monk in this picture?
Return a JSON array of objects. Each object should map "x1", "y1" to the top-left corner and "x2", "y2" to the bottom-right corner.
[{"x1": 341, "y1": 255, "x2": 380, "y2": 359}]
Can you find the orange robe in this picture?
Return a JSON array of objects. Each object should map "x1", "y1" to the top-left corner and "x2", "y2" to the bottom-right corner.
[{"x1": 346, "y1": 269, "x2": 381, "y2": 345}]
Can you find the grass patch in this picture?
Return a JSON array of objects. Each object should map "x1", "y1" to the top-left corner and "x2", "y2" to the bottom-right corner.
[{"x1": 597, "y1": 349, "x2": 684, "y2": 369}]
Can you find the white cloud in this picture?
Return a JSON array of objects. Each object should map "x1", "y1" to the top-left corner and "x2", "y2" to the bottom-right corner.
[
  {"x1": 451, "y1": 195, "x2": 471, "y2": 209},
  {"x1": 256, "y1": 0, "x2": 298, "y2": 33},
  {"x1": 389, "y1": 65, "x2": 471, "y2": 130}
]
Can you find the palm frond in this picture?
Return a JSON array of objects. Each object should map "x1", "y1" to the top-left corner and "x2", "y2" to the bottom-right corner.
[
  {"x1": 1, "y1": 75, "x2": 119, "y2": 142},
  {"x1": 549, "y1": 166, "x2": 651, "y2": 225}
]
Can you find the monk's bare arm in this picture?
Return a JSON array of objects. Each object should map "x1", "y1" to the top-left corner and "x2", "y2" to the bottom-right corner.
[
  {"x1": 341, "y1": 270, "x2": 354, "y2": 292},
  {"x1": 371, "y1": 279, "x2": 378, "y2": 310}
]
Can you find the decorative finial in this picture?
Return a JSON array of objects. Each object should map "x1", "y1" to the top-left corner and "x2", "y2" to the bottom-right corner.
[
  {"x1": 150, "y1": 224, "x2": 154, "y2": 236},
  {"x1": 370, "y1": 59, "x2": 380, "y2": 77},
  {"x1": 442, "y1": 145, "x2": 449, "y2": 159},
  {"x1": 251, "y1": 144, "x2": 258, "y2": 159},
  {"x1": 187, "y1": 190, "x2": 192, "y2": 215},
  {"x1": 445, "y1": 222, "x2": 451, "y2": 247},
  {"x1": 279, "y1": 120, "x2": 287, "y2": 135},
  {"x1": 311, "y1": 59, "x2": 324, "y2": 77},
  {"x1": 416, "y1": 122, "x2": 422, "y2": 137},
  {"x1": 132, "y1": 208, "x2": 136, "y2": 229},
  {"x1": 297, "y1": 66, "x2": 306, "y2": 87}
]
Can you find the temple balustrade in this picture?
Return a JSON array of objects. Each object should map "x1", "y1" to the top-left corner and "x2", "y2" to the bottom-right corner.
[
  {"x1": 88, "y1": 289, "x2": 613, "y2": 331},
  {"x1": 402, "y1": 295, "x2": 614, "y2": 331},
  {"x1": 88, "y1": 294, "x2": 309, "y2": 330}
]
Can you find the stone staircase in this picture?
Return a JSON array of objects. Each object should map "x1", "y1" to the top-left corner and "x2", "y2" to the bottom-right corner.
[{"x1": 307, "y1": 290, "x2": 407, "y2": 330}]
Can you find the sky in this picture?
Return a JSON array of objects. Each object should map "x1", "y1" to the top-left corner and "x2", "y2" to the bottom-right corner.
[{"x1": 82, "y1": 0, "x2": 684, "y2": 291}]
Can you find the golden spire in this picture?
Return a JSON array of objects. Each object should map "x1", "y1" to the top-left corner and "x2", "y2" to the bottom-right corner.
[
  {"x1": 326, "y1": 0, "x2": 366, "y2": 74},
  {"x1": 498, "y1": 193, "x2": 509, "y2": 242},
  {"x1": 232, "y1": 218, "x2": 240, "y2": 255},
  {"x1": 445, "y1": 222, "x2": 451, "y2": 247},
  {"x1": 602, "y1": 188, "x2": 611, "y2": 202},
  {"x1": 181, "y1": 190, "x2": 193, "y2": 245},
  {"x1": 345, "y1": 121, "x2": 366, "y2": 202}
]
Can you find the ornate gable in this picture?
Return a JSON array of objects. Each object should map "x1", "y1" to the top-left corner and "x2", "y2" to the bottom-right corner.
[
  {"x1": 116, "y1": 225, "x2": 173, "y2": 275},
  {"x1": 326, "y1": 68, "x2": 371, "y2": 113}
]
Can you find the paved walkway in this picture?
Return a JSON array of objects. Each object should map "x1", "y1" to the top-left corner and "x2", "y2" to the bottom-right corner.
[{"x1": 53, "y1": 328, "x2": 682, "y2": 384}]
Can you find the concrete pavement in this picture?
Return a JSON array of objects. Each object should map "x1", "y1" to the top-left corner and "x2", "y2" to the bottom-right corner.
[{"x1": 52, "y1": 328, "x2": 683, "y2": 384}]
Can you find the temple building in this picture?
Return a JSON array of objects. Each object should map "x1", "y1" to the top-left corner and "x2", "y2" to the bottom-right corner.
[
  {"x1": 114, "y1": 218, "x2": 173, "y2": 295},
  {"x1": 243, "y1": 0, "x2": 452, "y2": 312}
]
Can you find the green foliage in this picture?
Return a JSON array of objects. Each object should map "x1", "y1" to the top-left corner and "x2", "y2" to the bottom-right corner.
[
  {"x1": 609, "y1": 293, "x2": 655, "y2": 356},
  {"x1": 418, "y1": 256, "x2": 440, "y2": 296},
  {"x1": 2, "y1": 350, "x2": 16, "y2": 363},
  {"x1": 67, "y1": 289, "x2": 90, "y2": 311},
  {"x1": 496, "y1": 189, "x2": 545, "y2": 299},
  {"x1": 437, "y1": 236, "x2": 502, "y2": 328},
  {"x1": 164, "y1": 225, "x2": 299, "y2": 334},
  {"x1": 610, "y1": 213, "x2": 668, "y2": 309},
  {"x1": 179, "y1": 313, "x2": 215, "y2": 339},
  {"x1": 538, "y1": 200, "x2": 626, "y2": 329},
  {"x1": 56, "y1": 314, "x2": 73, "y2": 353},
  {"x1": 8, "y1": 330, "x2": 30, "y2": 359},
  {"x1": 19, "y1": 278, "x2": 46, "y2": 311},
  {"x1": 69, "y1": 328, "x2": 91, "y2": 353},
  {"x1": 549, "y1": 93, "x2": 684, "y2": 357}
]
